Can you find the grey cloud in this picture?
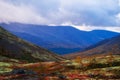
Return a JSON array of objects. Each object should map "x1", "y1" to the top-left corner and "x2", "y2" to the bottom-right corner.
[{"x1": 0, "y1": 0, "x2": 120, "y2": 26}]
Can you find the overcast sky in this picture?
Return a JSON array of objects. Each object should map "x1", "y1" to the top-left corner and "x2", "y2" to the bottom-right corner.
[{"x1": 0, "y1": 0, "x2": 120, "y2": 32}]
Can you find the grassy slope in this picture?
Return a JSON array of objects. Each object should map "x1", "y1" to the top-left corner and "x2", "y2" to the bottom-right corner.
[{"x1": 0, "y1": 26, "x2": 64, "y2": 62}]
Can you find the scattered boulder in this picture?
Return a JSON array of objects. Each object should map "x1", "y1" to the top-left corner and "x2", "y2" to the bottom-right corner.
[
  {"x1": 10, "y1": 68, "x2": 36, "y2": 75},
  {"x1": 11, "y1": 69, "x2": 26, "y2": 75},
  {"x1": 58, "y1": 75, "x2": 66, "y2": 79},
  {"x1": 40, "y1": 73, "x2": 48, "y2": 77}
]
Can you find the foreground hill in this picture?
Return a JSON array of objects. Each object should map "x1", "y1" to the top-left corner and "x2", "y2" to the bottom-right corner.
[
  {"x1": 1, "y1": 23, "x2": 119, "y2": 54},
  {"x1": 0, "y1": 26, "x2": 64, "y2": 62},
  {"x1": 65, "y1": 35, "x2": 120, "y2": 59}
]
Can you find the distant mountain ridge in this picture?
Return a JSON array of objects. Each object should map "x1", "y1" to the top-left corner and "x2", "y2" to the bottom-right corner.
[
  {"x1": 1, "y1": 23, "x2": 119, "y2": 54},
  {"x1": 0, "y1": 26, "x2": 64, "y2": 62},
  {"x1": 65, "y1": 35, "x2": 120, "y2": 59}
]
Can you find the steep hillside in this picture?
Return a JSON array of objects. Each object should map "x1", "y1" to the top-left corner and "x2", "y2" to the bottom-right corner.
[
  {"x1": 65, "y1": 35, "x2": 120, "y2": 59},
  {"x1": 1, "y1": 23, "x2": 119, "y2": 54},
  {"x1": 0, "y1": 26, "x2": 64, "y2": 62}
]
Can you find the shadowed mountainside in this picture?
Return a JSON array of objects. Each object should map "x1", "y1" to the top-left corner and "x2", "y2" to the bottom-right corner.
[
  {"x1": 65, "y1": 35, "x2": 120, "y2": 59},
  {"x1": 0, "y1": 26, "x2": 64, "y2": 62}
]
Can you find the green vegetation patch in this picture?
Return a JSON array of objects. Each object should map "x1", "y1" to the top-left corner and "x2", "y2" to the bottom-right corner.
[
  {"x1": 0, "y1": 67, "x2": 12, "y2": 74},
  {"x1": 0, "y1": 62, "x2": 12, "y2": 67}
]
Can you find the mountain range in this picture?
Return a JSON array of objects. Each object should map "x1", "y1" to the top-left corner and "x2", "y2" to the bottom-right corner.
[{"x1": 0, "y1": 23, "x2": 119, "y2": 55}]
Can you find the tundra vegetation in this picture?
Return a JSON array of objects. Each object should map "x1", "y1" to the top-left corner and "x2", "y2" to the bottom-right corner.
[{"x1": 0, "y1": 54, "x2": 120, "y2": 80}]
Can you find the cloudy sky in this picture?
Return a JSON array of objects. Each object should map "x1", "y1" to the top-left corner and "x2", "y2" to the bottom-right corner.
[{"x1": 0, "y1": 0, "x2": 120, "y2": 32}]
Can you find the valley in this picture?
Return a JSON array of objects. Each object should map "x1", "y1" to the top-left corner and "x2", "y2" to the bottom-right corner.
[
  {"x1": 0, "y1": 0, "x2": 120, "y2": 80},
  {"x1": 0, "y1": 26, "x2": 120, "y2": 80},
  {"x1": 1, "y1": 23, "x2": 119, "y2": 54}
]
